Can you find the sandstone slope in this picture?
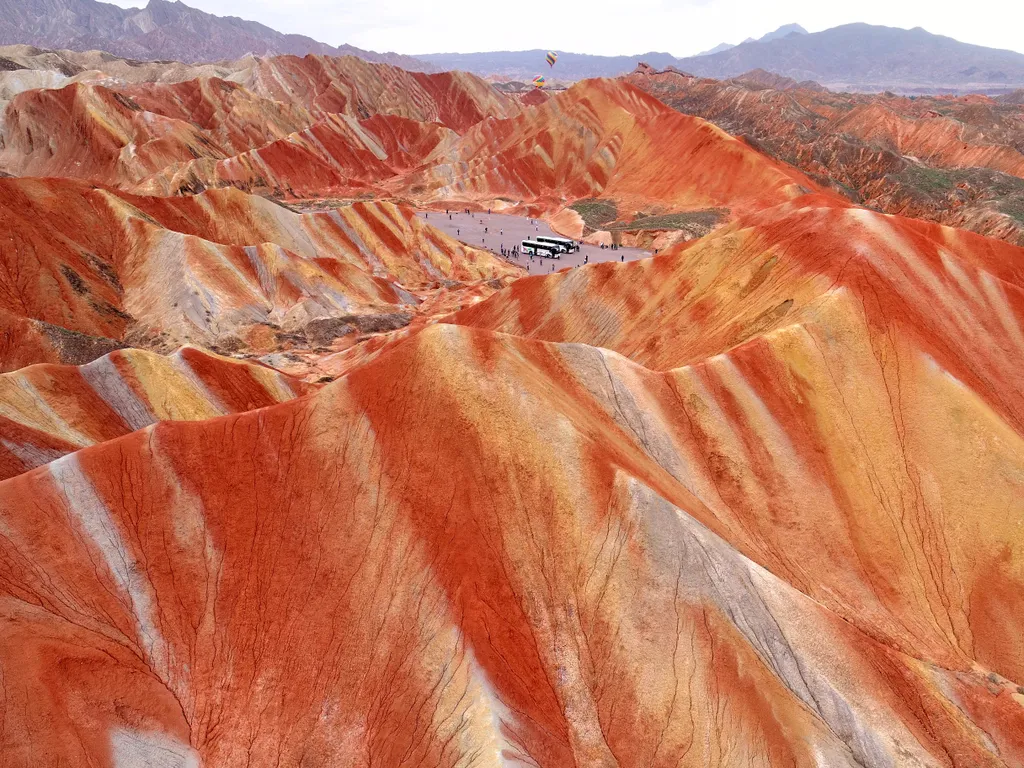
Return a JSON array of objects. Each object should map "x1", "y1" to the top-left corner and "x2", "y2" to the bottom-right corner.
[
  {"x1": 0, "y1": 346, "x2": 314, "y2": 481},
  {"x1": 0, "y1": 177, "x2": 518, "y2": 369},
  {"x1": 0, "y1": 47, "x2": 1022, "y2": 768},
  {"x1": 0, "y1": 321, "x2": 1020, "y2": 765},
  {"x1": 627, "y1": 66, "x2": 1024, "y2": 245},
  {"x1": 450, "y1": 200, "x2": 1024, "y2": 716},
  {"x1": 394, "y1": 78, "x2": 823, "y2": 218},
  {"x1": 0, "y1": 56, "x2": 517, "y2": 192}
]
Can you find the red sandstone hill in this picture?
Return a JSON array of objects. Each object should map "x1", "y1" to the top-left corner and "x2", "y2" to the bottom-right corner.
[
  {"x1": 238, "y1": 55, "x2": 516, "y2": 131},
  {"x1": 0, "y1": 50, "x2": 1023, "y2": 767},
  {"x1": 0, "y1": 79, "x2": 316, "y2": 187},
  {"x1": 0, "y1": 346, "x2": 314, "y2": 481},
  {"x1": 0, "y1": 56, "x2": 517, "y2": 192},
  {"x1": 626, "y1": 65, "x2": 1024, "y2": 245},
  {"x1": 137, "y1": 113, "x2": 459, "y2": 198},
  {"x1": 0, "y1": 177, "x2": 518, "y2": 370},
  {"x1": 392, "y1": 78, "x2": 824, "y2": 217},
  {"x1": 445, "y1": 197, "x2": 1024, "y2": 751},
  {"x1": 0, "y1": 316, "x2": 1021, "y2": 765},
  {"x1": 0, "y1": 66, "x2": 829, "y2": 228}
]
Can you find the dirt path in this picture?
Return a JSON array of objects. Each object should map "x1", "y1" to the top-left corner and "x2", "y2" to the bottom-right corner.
[{"x1": 416, "y1": 210, "x2": 651, "y2": 273}]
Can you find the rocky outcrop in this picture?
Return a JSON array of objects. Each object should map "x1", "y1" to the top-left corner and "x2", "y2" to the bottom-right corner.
[
  {"x1": 0, "y1": 178, "x2": 518, "y2": 368},
  {"x1": 0, "y1": 346, "x2": 314, "y2": 480},
  {"x1": 626, "y1": 67, "x2": 1024, "y2": 245}
]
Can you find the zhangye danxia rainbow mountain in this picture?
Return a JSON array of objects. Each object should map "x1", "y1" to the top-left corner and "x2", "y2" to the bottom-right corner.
[{"x1": 0, "y1": 6, "x2": 1022, "y2": 766}]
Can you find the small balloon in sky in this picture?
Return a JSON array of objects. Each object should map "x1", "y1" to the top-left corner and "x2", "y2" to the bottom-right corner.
[{"x1": 546, "y1": 51, "x2": 558, "y2": 67}]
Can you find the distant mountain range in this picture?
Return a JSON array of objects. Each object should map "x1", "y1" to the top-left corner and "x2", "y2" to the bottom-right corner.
[
  {"x1": 680, "y1": 24, "x2": 1024, "y2": 92},
  {"x1": 420, "y1": 24, "x2": 1024, "y2": 93},
  {"x1": 696, "y1": 23, "x2": 807, "y2": 57},
  {"x1": 0, "y1": 0, "x2": 432, "y2": 69},
  {"x1": 0, "y1": 1, "x2": 1021, "y2": 94}
]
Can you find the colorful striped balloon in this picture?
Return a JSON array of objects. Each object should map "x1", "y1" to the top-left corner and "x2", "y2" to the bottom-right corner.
[
  {"x1": 532, "y1": 75, "x2": 546, "y2": 88},
  {"x1": 546, "y1": 51, "x2": 558, "y2": 67}
]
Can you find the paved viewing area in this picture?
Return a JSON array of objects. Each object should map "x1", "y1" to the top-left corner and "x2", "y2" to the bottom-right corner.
[{"x1": 416, "y1": 210, "x2": 652, "y2": 272}]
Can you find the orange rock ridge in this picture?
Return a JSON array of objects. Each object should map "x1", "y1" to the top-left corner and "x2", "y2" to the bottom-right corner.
[
  {"x1": 0, "y1": 322, "x2": 1021, "y2": 765},
  {"x1": 394, "y1": 78, "x2": 824, "y2": 217},
  {"x1": 0, "y1": 346, "x2": 314, "y2": 481},
  {"x1": 626, "y1": 66, "x2": 1024, "y2": 244},
  {"x1": 0, "y1": 51, "x2": 1021, "y2": 768},
  {"x1": 0, "y1": 177, "x2": 519, "y2": 369}
]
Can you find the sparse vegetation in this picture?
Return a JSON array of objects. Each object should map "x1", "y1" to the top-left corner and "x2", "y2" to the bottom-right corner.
[
  {"x1": 60, "y1": 264, "x2": 88, "y2": 295},
  {"x1": 895, "y1": 165, "x2": 1024, "y2": 227},
  {"x1": 570, "y1": 198, "x2": 618, "y2": 231},
  {"x1": 570, "y1": 200, "x2": 726, "y2": 236},
  {"x1": 1000, "y1": 199, "x2": 1024, "y2": 225},
  {"x1": 605, "y1": 209, "x2": 727, "y2": 233},
  {"x1": 896, "y1": 164, "x2": 955, "y2": 198}
]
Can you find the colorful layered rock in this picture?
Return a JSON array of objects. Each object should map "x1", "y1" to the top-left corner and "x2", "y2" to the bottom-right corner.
[
  {"x1": 0, "y1": 324, "x2": 1020, "y2": 765},
  {"x1": 626, "y1": 65, "x2": 1024, "y2": 244},
  {"x1": 0, "y1": 346, "x2": 314, "y2": 481},
  {"x1": 0, "y1": 177, "x2": 517, "y2": 368},
  {"x1": 394, "y1": 78, "x2": 822, "y2": 217}
]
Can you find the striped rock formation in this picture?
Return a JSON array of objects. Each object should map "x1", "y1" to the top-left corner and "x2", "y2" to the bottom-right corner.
[
  {"x1": 625, "y1": 66, "x2": 1024, "y2": 245},
  {"x1": 447, "y1": 197, "x2": 1024, "y2": 753},
  {"x1": 452, "y1": 195, "x2": 1024, "y2": 372},
  {"x1": 237, "y1": 54, "x2": 518, "y2": 131},
  {"x1": 0, "y1": 79, "x2": 318, "y2": 187},
  {"x1": 0, "y1": 177, "x2": 518, "y2": 369},
  {"x1": 0, "y1": 320, "x2": 1020, "y2": 765},
  {"x1": 0, "y1": 55, "x2": 516, "y2": 193},
  {"x1": 393, "y1": 78, "x2": 822, "y2": 217},
  {"x1": 0, "y1": 50, "x2": 1021, "y2": 768},
  {"x1": 136, "y1": 113, "x2": 460, "y2": 198},
  {"x1": 0, "y1": 346, "x2": 314, "y2": 481}
]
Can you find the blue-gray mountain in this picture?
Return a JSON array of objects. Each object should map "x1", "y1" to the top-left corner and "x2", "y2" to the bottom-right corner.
[
  {"x1": 420, "y1": 24, "x2": 1024, "y2": 93},
  {"x1": 0, "y1": 0, "x2": 432, "y2": 68}
]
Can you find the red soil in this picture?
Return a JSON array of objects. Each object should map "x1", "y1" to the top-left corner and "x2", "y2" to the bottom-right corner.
[
  {"x1": 627, "y1": 66, "x2": 1024, "y2": 244},
  {"x1": 0, "y1": 321, "x2": 1020, "y2": 765},
  {"x1": 0, "y1": 177, "x2": 519, "y2": 367},
  {"x1": 0, "y1": 53, "x2": 1021, "y2": 767}
]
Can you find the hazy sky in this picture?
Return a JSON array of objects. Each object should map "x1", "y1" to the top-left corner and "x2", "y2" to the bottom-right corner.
[{"x1": 105, "y1": 0, "x2": 1024, "y2": 57}]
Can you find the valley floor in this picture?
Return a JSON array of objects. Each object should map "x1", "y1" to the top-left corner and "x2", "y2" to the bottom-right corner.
[{"x1": 414, "y1": 210, "x2": 652, "y2": 271}]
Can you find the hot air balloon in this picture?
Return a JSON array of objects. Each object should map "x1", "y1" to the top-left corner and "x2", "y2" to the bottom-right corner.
[
  {"x1": 546, "y1": 51, "x2": 558, "y2": 67},
  {"x1": 532, "y1": 75, "x2": 546, "y2": 88}
]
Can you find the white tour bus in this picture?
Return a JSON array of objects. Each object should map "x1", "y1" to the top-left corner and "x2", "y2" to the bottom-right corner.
[
  {"x1": 521, "y1": 240, "x2": 560, "y2": 258},
  {"x1": 536, "y1": 235, "x2": 578, "y2": 253}
]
